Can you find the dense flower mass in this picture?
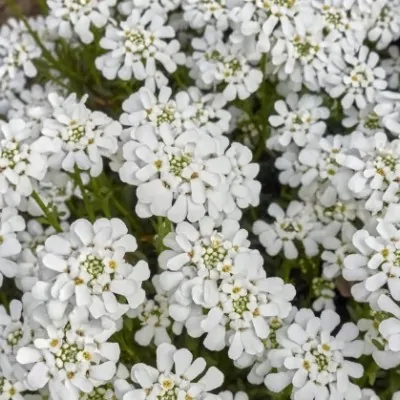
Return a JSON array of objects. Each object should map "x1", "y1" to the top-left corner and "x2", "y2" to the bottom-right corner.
[{"x1": 2, "y1": 0, "x2": 400, "y2": 399}]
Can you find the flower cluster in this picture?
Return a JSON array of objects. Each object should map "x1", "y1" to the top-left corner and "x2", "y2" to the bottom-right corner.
[
  {"x1": 1, "y1": 0, "x2": 400, "y2": 399},
  {"x1": 119, "y1": 87, "x2": 261, "y2": 223},
  {"x1": 158, "y1": 218, "x2": 295, "y2": 359}
]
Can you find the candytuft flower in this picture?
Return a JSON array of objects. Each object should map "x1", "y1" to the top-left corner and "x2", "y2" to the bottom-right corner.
[{"x1": 32, "y1": 218, "x2": 150, "y2": 320}]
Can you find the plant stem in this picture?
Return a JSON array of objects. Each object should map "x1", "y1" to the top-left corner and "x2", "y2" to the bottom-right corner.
[
  {"x1": 91, "y1": 178, "x2": 112, "y2": 218},
  {"x1": 0, "y1": 290, "x2": 9, "y2": 309},
  {"x1": 74, "y1": 170, "x2": 95, "y2": 222},
  {"x1": 112, "y1": 196, "x2": 141, "y2": 231},
  {"x1": 32, "y1": 191, "x2": 63, "y2": 232}
]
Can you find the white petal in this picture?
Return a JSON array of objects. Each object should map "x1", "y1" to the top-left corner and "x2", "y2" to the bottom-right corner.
[
  {"x1": 156, "y1": 343, "x2": 175, "y2": 372},
  {"x1": 16, "y1": 347, "x2": 42, "y2": 364},
  {"x1": 173, "y1": 348, "x2": 193, "y2": 376},
  {"x1": 27, "y1": 362, "x2": 49, "y2": 389},
  {"x1": 90, "y1": 361, "x2": 116, "y2": 381},
  {"x1": 198, "y1": 366, "x2": 224, "y2": 391}
]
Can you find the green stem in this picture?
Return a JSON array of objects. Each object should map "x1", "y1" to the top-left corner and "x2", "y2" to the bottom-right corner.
[
  {"x1": 173, "y1": 71, "x2": 186, "y2": 89},
  {"x1": 97, "y1": 172, "x2": 141, "y2": 229},
  {"x1": 281, "y1": 258, "x2": 296, "y2": 282},
  {"x1": 151, "y1": 216, "x2": 172, "y2": 253},
  {"x1": 254, "y1": 56, "x2": 273, "y2": 161},
  {"x1": 0, "y1": 290, "x2": 9, "y2": 309},
  {"x1": 74, "y1": 170, "x2": 95, "y2": 222},
  {"x1": 112, "y1": 197, "x2": 141, "y2": 231},
  {"x1": 91, "y1": 178, "x2": 111, "y2": 218},
  {"x1": 32, "y1": 191, "x2": 63, "y2": 232}
]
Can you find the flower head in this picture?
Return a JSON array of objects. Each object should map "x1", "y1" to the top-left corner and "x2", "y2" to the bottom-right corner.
[
  {"x1": 266, "y1": 309, "x2": 364, "y2": 400},
  {"x1": 123, "y1": 343, "x2": 224, "y2": 399},
  {"x1": 34, "y1": 93, "x2": 121, "y2": 177},
  {"x1": 96, "y1": 10, "x2": 184, "y2": 89},
  {"x1": 0, "y1": 119, "x2": 48, "y2": 207},
  {"x1": 32, "y1": 218, "x2": 150, "y2": 320},
  {"x1": 17, "y1": 309, "x2": 119, "y2": 399},
  {"x1": 46, "y1": 0, "x2": 116, "y2": 44},
  {"x1": 0, "y1": 207, "x2": 25, "y2": 288}
]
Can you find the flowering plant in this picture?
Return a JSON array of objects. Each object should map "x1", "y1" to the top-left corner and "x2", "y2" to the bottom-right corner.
[{"x1": 2, "y1": 0, "x2": 400, "y2": 399}]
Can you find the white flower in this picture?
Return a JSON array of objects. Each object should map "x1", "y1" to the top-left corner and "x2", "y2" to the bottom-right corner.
[
  {"x1": 0, "y1": 207, "x2": 25, "y2": 288},
  {"x1": 128, "y1": 276, "x2": 180, "y2": 347},
  {"x1": 220, "y1": 277, "x2": 295, "y2": 360},
  {"x1": 243, "y1": 308, "x2": 298, "y2": 381},
  {"x1": 265, "y1": 309, "x2": 364, "y2": 400},
  {"x1": 157, "y1": 219, "x2": 295, "y2": 358},
  {"x1": 7, "y1": 83, "x2": 64, "y2": 139},
  {"x1": 14, "y1": 220, "x2": 58, "y2": 292},
  {"x1": 375, "y1": 91, "x2": 400, "y2": 136},
  {"x1": 96, "y1": 10, "x2": 184, "y2": 88},
  {"x1": 20, "y1": 171, "x2": 74, "y2": 221},
  {"x1": 0, "y1": 300, "x2": 33, "y2": 361},
  {"x1": 370, "y1": 294, "x2": 400, "y2": 369},
  {"x1": 325, "y1": 46, "x2": 387, "y2": 110},
  {"x1": 0, "y1": 71, "x2": 26, "y2": 115},
  {"x1": 0, "y1": 18, "x2": 41, "y2": 78},
  {"x1": 229, "y1": 0, "x2": 302, "y2": 53},
  {"x1": 120, "y1": 86, "x2": 189, "y2": 135},
  {"x1": 361, "y1": 389, "x2": 380, "y2": 400},
  {"x1": 273, "y1": 145, "x2": 307, "y2": 188},
  {"x1": 312, "y1": 189, "x2": 359, "y2": 229},
  {"x1": 164, "y1": 246, "x2": 295, "y2": 359},
  {"x1": 311, "y1": 0, "x2": 367, "y2": 47},
  {"x1": 123, "y1": 343, "x2": 224, "y2": 399},
  {"x1": 190, "y1": 26, "x2": 262, "y2": 102},
  {"x1": 158, "y1": 218, "x2": 266, "y2": 316},
  {"x1": 342, "y1": 105, "x2": 383, "y2": 136},
  {"x1": 311, "y1": 277, "x2": 335, "y2": 312},
  {"x1": 33, "y1": 93, "x2": 121, "y2": 177},
  {"x1": 357, "y1": 309, "x2": 389, "y2": 357},
  {"x1": 182, "y1": 87, "x2": 231, "y2": 137},
  {"x1": 236, "y1": 310, "x2": 296, "y2": 384},
  {"x1": 133, "y1": 297, "x2": 171, "y2": 347},
  {"x1": 322, "y1": 224, "x2": 356, "y2": 279},
  {"x1": 339, "y1": 131, "x2": 400, "y2": 214},
  {"x1": 117, "y1": 0, "x2": 180, "y2": 16},
  {"x1": 268, "y1": 13, "x2": 331, "y2": 91},
  {"x1": 342, "y1": 0, "x2": 385, "y2": 16},
  {"x1": 268, "y1": 93, "x2": 329, "y2": 148},
  {"x1": 343, "y1": 221, "x2": 400, "y2": 307},
  {"x1": 0, "y1": 119, "x2": 48, "y2": 207},
  {"x1": 159, "y1": 217, "x2": 252, "y2": 284},
  {"x1": 219, "y1": 391, "x2": 249, "y2": 400},
  {"x1": 0, "y1": 357, "x2": 28, "y2": 400},
  {"x1": 253, "y1": 201, "x2": 324, "y2": 260},
  {"x1": 46, "y1": 0, "x2": 116, "y2": 44},
  {"x1": 382, "y1": 46, "x2": 400, "y2": 90},
  {"x1": 184, "y1": 273, "x2": 295, "y2": 360},
  {"x1": 79, "y1": 364, "x2": 130, "y2": 400},
  {"x1": 224, "y1": 142, "x2": 261, "y2": 217},
  {"x1": 32, "y1": 218, "x2": 150, "y2": 320},
  {"x1": 16, "y1": 308, "x2": 119, "y2": 399},
  {"x1": 293, "y1": 136, "x2": 351, "y2": 189},
  {"x1": 367, "y1": 0, "x2": 400, "y2": 50},
  {"x1": 182, "y1": 0, "x2": 231, "y2": 31},
  {"x1": 119, "y1": 126, "x2": 235, "y2": 223}
]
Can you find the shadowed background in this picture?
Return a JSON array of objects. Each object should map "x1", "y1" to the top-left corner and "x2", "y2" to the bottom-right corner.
[{"x1": 0, "y1": 0, "x2": 38, "y2": 23}]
